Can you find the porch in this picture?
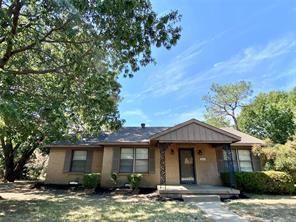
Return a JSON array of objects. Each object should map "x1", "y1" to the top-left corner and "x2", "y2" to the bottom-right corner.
[{"x1": 157, "y1": 184, "x2": 240, "y2": 198}]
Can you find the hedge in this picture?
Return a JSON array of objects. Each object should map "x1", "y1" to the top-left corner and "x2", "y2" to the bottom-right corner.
[
  {"x1": 83, "y1": 173, "x2": 100, "y2": 189},
  {"x1": 221, "y1": 171, "x2": 295, "y2": 194}
]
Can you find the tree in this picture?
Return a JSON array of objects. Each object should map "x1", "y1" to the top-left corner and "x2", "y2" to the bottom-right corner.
[
  {"x1": 0, "y1": 1, "x2": 182, "y2": 182},
  {"x1": 253, "y1": 136, "x2": 296, "y2": 179},
  {"x1": 203, "y1": 112, "x2": 231, "y2": 128},
  {"x1": 0, "y1": 0, "x2": 181, "y2": 77},
  {"x1": 203, "y1": 81, "x2": 252, "y2": 129},
  {"x1": 238, "y1": 89, "x2": 296, "y2": 144}
]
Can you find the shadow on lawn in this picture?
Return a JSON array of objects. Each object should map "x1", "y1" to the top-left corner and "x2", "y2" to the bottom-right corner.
[{"x1": 0, "y1": 194, "x2": 207, "y2": 222}]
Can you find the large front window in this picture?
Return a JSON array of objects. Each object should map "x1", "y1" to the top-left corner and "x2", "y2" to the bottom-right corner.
[{"x1": 120, "y1": 148, "x2": 149, "y2": 173}]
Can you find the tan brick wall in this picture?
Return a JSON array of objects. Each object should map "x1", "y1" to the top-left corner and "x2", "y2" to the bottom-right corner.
[
  {"x1": 46, "y1": 143, "x2": 221, "y2": 186},
  {"x1": 45, "y1": 147, "x2": 103, "y2": 184},
  {"x1": 165, "y1": 144, "x2": 221, "y2": 185},
  {"x1": 100, "y1": 146, "x2": 160, "y2": 188}
]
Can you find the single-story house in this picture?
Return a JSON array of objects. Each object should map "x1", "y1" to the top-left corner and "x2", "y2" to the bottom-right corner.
[{"x1": 45, "y1": 119, "x2": 264, "y2": 188}]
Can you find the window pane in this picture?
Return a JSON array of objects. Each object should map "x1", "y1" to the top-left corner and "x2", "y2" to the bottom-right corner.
[
  {"x1": 120, "y1": 159, "x2": 133, "y2": 173},
  {"x1": 136, "y1": 148, "x2": 148, "y2": 159},
  {"x1": 73, "y1": 151, "x2": 87, "y2": 160},
  {"x1": 135, "y1": 160, "x2": 148, "y2": 172},
  {"x1": 121, "y1": 148, "x2": 133, "y2": 159},
  {"x1": 240, "y1": 161, "x2": 253, "y2": 172},
  {"x1": 71, "y1": 160, "x2": 86, "y2": 172},
  {"x1": 238, "y1": 150, "x2": 251, "y2": 161}
]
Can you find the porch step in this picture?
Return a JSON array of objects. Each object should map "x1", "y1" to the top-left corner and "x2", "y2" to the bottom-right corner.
[{"x1": 182, "y1": 194, "x2": 220, "y2": 202}]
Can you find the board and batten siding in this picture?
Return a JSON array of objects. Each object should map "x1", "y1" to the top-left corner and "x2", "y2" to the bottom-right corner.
[{"x1": 156, "y1": 123, "x2": 235, "y2": 143}]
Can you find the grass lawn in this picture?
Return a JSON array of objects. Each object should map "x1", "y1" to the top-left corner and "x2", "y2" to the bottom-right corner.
[
  {"x1": 226, "y1": 194, "x2": 296, "y2": 222},
  {"x1": 0, "y1": 182, "x2": 210, "y2": 222}
]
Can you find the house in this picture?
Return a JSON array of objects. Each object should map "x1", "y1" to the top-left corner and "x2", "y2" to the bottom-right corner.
[{"x1": 45, "y1": 119, "x2": 264, "y2": 188}]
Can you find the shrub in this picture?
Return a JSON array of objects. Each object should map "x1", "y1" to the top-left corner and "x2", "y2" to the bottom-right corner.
[
  {"x1": 221, "y1": 171, "x2": 294, "y2": 194},
  {"x1": 128, "y1": 173, "x2": 142, "y2": 190},
  {"x1": 83, "y1": 173, "x2": 100, "y2": 189},
  {"x1": 110, "y1": 172, "x2": 118, "y2": 185}
]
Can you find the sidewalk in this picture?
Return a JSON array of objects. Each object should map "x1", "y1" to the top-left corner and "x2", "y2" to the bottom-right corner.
[{"x1": 192, "y1": 202, "x2": 248, "y2": 222}]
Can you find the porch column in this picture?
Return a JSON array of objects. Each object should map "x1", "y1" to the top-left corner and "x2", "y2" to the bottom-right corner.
[
  {"x1": 223, "y1": 144, "x2": 236, "y2": 187},
  {"x1": 159, "y1": 143, "x2": 168, "y2": 185}
]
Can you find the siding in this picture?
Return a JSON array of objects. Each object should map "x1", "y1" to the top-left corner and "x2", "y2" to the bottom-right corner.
[{"x1": 157, "y1": 123, "x2": 234, "y2": 143}]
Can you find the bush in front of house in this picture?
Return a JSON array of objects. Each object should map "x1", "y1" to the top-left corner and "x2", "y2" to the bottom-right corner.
[
  {"x1": 83, "y1": 173, "x2": 100, "y2": 189},
  {"x1": 221, "y1": 171, "x2": 294, "y2": 194},
  {"x1": 128, "y1": 173, "x2": 143, "y2": 190},
  {"x1": 110, "y1": 172, "x2": 118, "y2": 185}
]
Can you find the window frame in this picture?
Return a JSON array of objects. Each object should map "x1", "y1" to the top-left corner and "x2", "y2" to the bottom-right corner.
[
  {"x1": 237, "y1": 149, "x2": 253, "y2": 172},
  {"x1": 119, "y1": 147, "x2": 149, "y2": 173},
  {"x1": 70, "y1": 150, "x2": 87, "y2": 172},
  {"x1": 223, "y1": 148, "x2": 254, "y2": 172}
]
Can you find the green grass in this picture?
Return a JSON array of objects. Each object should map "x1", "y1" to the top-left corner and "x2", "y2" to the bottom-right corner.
[
  {"x1": 0, "y1": 186, "x2": 209, "y2": 222},
  {"x1": 226, "y1": 194, "x2": 296, "y2": 222}
]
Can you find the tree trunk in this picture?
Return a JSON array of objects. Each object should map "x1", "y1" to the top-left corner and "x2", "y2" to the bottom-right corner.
[
  {"x1": 2, "y1": 142, "x2": 16, "y2": 182},
  {"x1": 2, "y1": 140, "x2": 37, "y2": 182}
]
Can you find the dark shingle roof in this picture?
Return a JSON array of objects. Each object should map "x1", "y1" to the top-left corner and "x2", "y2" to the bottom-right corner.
[
  {"x1": 102, "y1": 127, "x2": 168, "y2": 142},
  {"x1": 51, "y1": 127, "x2": 168, "y2": 145}
]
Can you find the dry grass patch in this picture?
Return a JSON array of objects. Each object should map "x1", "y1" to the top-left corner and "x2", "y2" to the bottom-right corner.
[
  {"x1": 226, "y1": 194, "x2": 296, "y2": 222},
  {"x1": 0, "y1": 183, "x2": 210, "y2": 222}
]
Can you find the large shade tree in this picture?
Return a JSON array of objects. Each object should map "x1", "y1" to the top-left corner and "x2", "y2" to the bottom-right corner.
[
  {"x1": 0, "y1": 0, "x2": 181, "y2": 181},
  {"x1": 238, "y1": 89, "x2": 296, "y2": 144}
]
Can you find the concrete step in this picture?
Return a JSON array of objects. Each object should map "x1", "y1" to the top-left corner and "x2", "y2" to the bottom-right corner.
[{"x1": 182, "y1": 194, "x2": 220, "y2": 202}]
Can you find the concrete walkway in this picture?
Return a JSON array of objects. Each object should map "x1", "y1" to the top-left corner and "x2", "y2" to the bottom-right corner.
[{"x1": 192, "y1": 202, "x2": 248, "y2": 222}]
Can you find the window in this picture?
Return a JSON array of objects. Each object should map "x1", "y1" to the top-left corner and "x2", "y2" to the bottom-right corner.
[
  {"x1": 223, "y1": 149, "x2": 253, "y2": 172},
  {"x1": 238, "y1": 150, "x2": 253, "y2": 172},
  {"x1": 223, "y1": 149, "x2": 239, "y2": 171},
  {"x1": 71, "y1": 150, "x2": 87, "y2": 172},
  {"x1": 120, "y1": 148, "x2": 149, "y2": 173}
]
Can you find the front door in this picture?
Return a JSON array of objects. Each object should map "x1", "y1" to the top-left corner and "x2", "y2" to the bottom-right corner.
[{"x1": 179, "y1": 149, "x2": 196, "y2": 184}]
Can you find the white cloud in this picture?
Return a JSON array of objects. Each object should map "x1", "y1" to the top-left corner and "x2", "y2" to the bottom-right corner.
[
  {"x1": 124, "y1": 35, "x2": 296, "y2": 106},
  {"x1": 121, "y1": 109, "x2": 150, "y2": 125}
]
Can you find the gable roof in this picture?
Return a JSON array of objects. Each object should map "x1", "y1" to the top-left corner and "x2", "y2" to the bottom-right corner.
[
  {"x1": 49, "y1": 119, "x2": 244, "y2": 147},
  {"x1": 150, "y1": 119, "x2": 241, "y2": 143},
  {"x1": 220, "y1": 127, "x2": 264, "y2": 146}
]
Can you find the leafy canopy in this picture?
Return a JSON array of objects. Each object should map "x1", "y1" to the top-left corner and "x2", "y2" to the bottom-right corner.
[
  {"x1": 0, "y1": 0, "x2": 182, "y2": 181},
  {"x1": 238, "y1": 89, "x2": 296, "y2": 144},
  {"x1": 0, "y1": 0, "x2": 181, "y2": 77}
]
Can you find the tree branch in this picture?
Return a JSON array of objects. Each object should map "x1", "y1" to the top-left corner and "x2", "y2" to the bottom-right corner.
[{"x1": 0, "y1": 0, "x2": 22, "y2": 68}]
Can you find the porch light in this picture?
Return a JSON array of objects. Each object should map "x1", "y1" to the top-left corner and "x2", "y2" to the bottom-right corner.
[
  {"x1": 197, "y1": 149, "x2": 203, "y2": 155},
  {"x1": 170, "y1": 148, "x2": 174, "y2": 155}
]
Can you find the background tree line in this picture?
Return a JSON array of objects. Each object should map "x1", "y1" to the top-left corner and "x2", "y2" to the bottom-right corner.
[{"x1": 203, "y1": 81, "x2": 296, "y2": 178}]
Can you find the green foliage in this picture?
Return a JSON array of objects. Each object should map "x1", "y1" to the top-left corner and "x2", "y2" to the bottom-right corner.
[
  {"x1": 83, "y1": 173, "x2": 100, "y2": 189},
  {"x1": 0, "y1": 0, "x2": 181, "y2": 181},
  {"x1": 128, "y1": 173, "x2": 143, "y2": 190},
  {"x1": 221, "y1": 171, "x2": 294, "y2": 194},
  {"x1": 204, "y1": 112, "x2": 231, "y2": 128},
  {"x1": 238, "y1": 89, "x2": 296, "y2": 144},
  {"x1": 203, "y1": 81, "x2": 252, "y2": 129},
  {"x1": 0, "y1": 0, "x2": 181, "y2": 77},
  {"x1": 252, "y1": 137, "x2": 296, "y2": 180},
  {"x1": 110, "y1": 172, "x2": 118, "y2": 185}
]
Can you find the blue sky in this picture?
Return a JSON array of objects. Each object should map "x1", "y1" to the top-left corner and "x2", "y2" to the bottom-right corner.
[{"x1": 119, "y1": 0, "x2": 296, "y2": 127}]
